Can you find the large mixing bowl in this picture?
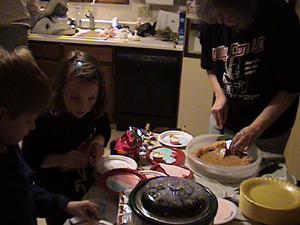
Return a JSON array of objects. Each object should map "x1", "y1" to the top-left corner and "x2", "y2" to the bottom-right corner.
[{"x1": 186, "y1": 134, "x2": 262, "y2": 183}]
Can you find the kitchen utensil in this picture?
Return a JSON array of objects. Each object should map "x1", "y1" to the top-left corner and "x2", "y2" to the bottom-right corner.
[
  {"x1": 186, "y1": 134, "x2": 262, "y2": 183},
  {"x1": 219, "y1": 139, "x2": 233, "y2": 159},
  {"x1": 239, "y1": 177, "x2": 300, "y2": 225},
  {"x1": 257, "y1": 159, "x2": 282, "y2": 177}
]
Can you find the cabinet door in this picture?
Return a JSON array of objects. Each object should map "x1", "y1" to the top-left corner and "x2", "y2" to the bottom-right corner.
[
  {"x1": 29, "y1": 42, "x2": 60, "y2": 59},
  {"x1": 36, "y1": 60, "x2": 59, "y2": 85},
  {"x1": 28, "y1": 42, "x2": 61, "y2": 83},
  {"x1": 101, "y1": 65, "x2": 114, "y2": 122},
  {"x1": 64, "y1": 44, "x2": 113, "y2": 63}
]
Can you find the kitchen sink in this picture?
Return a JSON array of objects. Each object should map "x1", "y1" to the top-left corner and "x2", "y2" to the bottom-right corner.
[
  {"x1": 76, "y1": 30, "x2": 102, "y2": 37},
  {"x1": 72, "y1": 29, "x2": 109, "y2": 40}
]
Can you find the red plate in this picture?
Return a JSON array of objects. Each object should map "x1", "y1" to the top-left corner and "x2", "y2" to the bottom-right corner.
[
  {"x1": 99, "y1": 168, "x2": 147, "y2": 195},
  {"x1": 150, "y1": 163, "x2": 193, "y2": 179},
  {"x1": 146, "y1": 146, "x2": 185, "y2": 165}
]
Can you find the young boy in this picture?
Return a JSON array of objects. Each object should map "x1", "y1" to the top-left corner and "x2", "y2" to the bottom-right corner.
[{"x1": 0, "y1": 47, "x2": 100, "y2": 225}]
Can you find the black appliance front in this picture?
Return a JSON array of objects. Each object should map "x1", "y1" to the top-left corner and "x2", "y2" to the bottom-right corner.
[{"x1": 114, "y1": 47, "x2": 181, "y2": 131}]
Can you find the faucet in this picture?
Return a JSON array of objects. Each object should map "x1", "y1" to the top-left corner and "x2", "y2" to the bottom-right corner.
[{"x1": 86, "y1": 10, "x2": 95, "y2": 30}]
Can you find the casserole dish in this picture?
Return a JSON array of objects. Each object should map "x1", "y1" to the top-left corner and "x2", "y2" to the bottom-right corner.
[{"x1": 129, "y1": 177, "x2": 217, "y2": 225}]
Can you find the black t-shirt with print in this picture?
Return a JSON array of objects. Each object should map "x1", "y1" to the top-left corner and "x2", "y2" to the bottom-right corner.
[{"x1": 200, "y1": 0, "x2": 300, "y2": 138}]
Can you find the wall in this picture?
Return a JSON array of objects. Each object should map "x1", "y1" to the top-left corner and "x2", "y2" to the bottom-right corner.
[
  {"x1": 284, "y1": 100, "x2": 300, "y2": 180},
  {"x1": 177, "y1": 57, "x2": 213, "y2": 136}
]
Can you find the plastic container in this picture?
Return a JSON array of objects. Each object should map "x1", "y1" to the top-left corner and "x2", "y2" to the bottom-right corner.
[{"x1": 186, "y1": 134, "x2": 262, "y2": 183}]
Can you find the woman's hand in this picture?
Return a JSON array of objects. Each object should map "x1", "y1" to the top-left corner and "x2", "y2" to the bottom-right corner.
[
  {"x1": 65, "y1": 200, "x2": 100, "y2": 223},
  {"x1": 211, "y1": 94, "x2": 228, "y2": 130},
  {"x1": 231, "y1": 125, "x2": 261, "y2": 152},
  {"x1": 61, "y1": 150, "x2": 89, "y2": 169}
]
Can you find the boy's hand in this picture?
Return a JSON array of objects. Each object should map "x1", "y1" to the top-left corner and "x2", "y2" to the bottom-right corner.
[
  {"x1": 61, "y1": 150, "x2": 89, "y2": 169},
  {"x1": 65, "y1": 200, "x2": 100, "y2": 223}
]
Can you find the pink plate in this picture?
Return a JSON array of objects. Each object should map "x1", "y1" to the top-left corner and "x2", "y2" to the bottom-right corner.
[{"x1": 150, "y1": 163, "x2": 193, "y2": 179}]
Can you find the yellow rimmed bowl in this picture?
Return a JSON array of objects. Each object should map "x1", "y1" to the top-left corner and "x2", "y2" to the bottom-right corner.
[{"x1": 239, "y1": 177, "x2": 300, "y2": 225}]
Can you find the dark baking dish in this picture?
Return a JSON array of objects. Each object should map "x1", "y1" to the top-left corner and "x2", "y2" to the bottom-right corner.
[{"x1": 129, "y1": 177, "x2": 218, "y2": 225}]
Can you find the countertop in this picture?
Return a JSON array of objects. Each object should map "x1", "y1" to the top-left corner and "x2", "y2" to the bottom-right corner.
[{"x1": 28, "y1": 32, "x2": 183, "y2": 51}]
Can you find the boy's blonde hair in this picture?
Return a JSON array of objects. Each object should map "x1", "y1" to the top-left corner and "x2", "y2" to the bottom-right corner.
[{"x1": 0, "y1": 47, "x2": 50, "y2": 119}]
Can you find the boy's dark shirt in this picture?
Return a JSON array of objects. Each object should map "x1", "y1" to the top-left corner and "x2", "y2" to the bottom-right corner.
[{"x1": 0, "y1": 145, "x2": 69, "y2": 225}]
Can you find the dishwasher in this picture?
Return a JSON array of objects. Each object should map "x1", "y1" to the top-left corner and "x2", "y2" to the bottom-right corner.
[{"x1": 114, "y1": 47, "x2": 182, "y2": 131}]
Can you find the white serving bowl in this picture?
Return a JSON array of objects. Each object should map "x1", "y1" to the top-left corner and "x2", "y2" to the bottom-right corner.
[{"x1": 186, "y1": 134, "x2": 262, "y2": 183}]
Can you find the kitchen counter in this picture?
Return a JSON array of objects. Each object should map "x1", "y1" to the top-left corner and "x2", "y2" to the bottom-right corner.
[{"x1": 28, "y1": 31, "x2": 183, "y2": 52}]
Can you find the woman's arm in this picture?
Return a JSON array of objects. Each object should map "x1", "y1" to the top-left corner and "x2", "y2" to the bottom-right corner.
[
  {"x1": 232, "y1": 90, "x2": 298, "y2": 150},
  {"x1": 206, "y1": 69, "x2": 228, "y2": 130}
]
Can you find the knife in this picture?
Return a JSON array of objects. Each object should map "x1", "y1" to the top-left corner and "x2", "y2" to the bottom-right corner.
[{"x1": 257, "y1": 160, "x2": 282, "y2": 177}]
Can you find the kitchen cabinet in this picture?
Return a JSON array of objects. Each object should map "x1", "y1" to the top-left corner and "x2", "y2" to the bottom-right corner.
[
  {"x1": 28, "y1": 41, "x2": 115, "y2": 122},
  {"x1": 28, "y1": 42, "x2": 62, "y2": 83},
  {"x1": 69, "y1": 0, "x2": 129, "y2": 3},
  {"x1": 28, "y1": 40, "x2": 183, "y2": 130}
]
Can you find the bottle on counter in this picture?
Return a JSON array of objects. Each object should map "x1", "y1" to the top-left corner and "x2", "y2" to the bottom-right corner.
[{"x1": 178, "y1": 10, "x2": 186, "y2": 45}]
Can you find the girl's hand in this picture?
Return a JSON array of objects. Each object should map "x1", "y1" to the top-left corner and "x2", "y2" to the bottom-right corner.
[
  {"x1": 85, "y1": 140, "x2": 104, "y2": 166},
  {"x1": 231, "y1": 126, "x2": 261, "y2": 152},
  {"x1": 65, "y1": 200, "x2": 100, "y2": 223},
  {"x1": 61, "y1": 150, "x2": 89, "y2": 169},
  {"x1": 211, "y1": 95, "x2": 228, "y2": 130}
]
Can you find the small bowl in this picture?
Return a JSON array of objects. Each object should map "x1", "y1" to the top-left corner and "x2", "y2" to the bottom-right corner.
[
  {"x1": 239, "y1": 177, "x2": 300, "y2": 225},
  {"x1": 186, "y1": 134, "x2": 262, "y2": 183}
]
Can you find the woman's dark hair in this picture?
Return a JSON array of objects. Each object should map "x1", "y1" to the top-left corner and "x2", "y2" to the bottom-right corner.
[
  {"x1": 195, "y1": 0, "x2": 258, "y2": 30},
  {"x1": 51, "y1": 50, "x2": 108, "y2": 120}
]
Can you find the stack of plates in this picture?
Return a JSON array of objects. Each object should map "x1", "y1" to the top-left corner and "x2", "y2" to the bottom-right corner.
[{"x1": 239, "y1": 177, "x2": 300, "y2": 225}]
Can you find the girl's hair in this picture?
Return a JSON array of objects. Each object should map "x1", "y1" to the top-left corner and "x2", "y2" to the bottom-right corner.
[
  {"x1": 0, "y1": 47, "x2": 50, "y2": 119},
  {"x1": 51, "y1": 50, "x2": 108, "y2": 119},
  {"x1": 195, "y1": 0, "x2": 258, "y2": 30}
]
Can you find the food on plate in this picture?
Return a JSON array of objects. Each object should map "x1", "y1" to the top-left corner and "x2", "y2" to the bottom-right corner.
[
  {"x1": 169, "y1": 134, "x2": 180, "y2": 145},
  {"x1": 193, "y1": 140, "x2": 251, "y2": 166},
  {"x1": 140, "y1": 177, "x2": 210, "y2": 217},
  {"x1": 152, "y1": 151, "x2": 164, "y2": 163}
]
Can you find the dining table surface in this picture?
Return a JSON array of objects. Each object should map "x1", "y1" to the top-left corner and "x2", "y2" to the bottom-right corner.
[{"x1": 64, "y1": 132, "x2": 296, "y2": 225}]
